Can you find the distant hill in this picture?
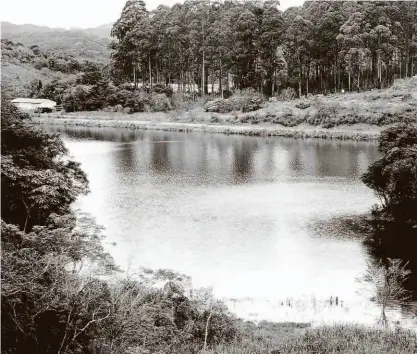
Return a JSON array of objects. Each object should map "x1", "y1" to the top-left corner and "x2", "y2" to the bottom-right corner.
[
  {"x1": 1, "y1": 39, "x2": 104, "y2": 99},
  {"x1": 1, "y1": 22, "x2": 112, "y2": 64},
  {"x1": 1, "y1": 21, "x2": 112, "y2": 38},
  {"x1": 1, "y1": 21, "x2": 67, "y2": 35},
  {"x1": 70, "y1": 23, "x2": 113, "y2": 39}
]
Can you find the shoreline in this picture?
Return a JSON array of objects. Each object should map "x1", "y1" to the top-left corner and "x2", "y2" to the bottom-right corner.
[{"x1": 33, "y1": 115, "x2": 382, "y2": 141}]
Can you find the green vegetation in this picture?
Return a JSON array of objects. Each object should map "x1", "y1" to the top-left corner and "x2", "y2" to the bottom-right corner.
[
  {"x1": 1, "y1": 97, "x2": 239, "y2": 354},
  {"x1": 362, "y1": 123, "x2": 417, "y2": 225}
]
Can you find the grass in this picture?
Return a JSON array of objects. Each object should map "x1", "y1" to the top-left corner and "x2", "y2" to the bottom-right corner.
[
  {"x1": 207, "y1": 324, "x2": 417, "y2": 354},
  {"x1": 46, "y1": 77, "x2": 416, "y2": 125}
]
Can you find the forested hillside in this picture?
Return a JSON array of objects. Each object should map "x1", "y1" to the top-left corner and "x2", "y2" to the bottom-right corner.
[
  {"x1": 110, "y1": 0, "x2": 417, "y2": 96},
  {"x1": 1, "y1": 21, "x2": 112, "y2": 39},
  {"x1": 1, "y1": 21, "x2": 111, "y2": 98},
  {"x1": 1, "y1": 22, "x2": 111, "y2": 62},
  {"x1": 1, "y1": 39, "x2": 106, "y2": 98}
]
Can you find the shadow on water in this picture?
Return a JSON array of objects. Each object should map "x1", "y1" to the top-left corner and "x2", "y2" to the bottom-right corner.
[
  {"x1": 45, "y1": 126, "x2": 139, "y2": 142},
  {"x1": 150, "y1": 134, "x2": 173, "y2": 173},
  {"x1": 231, "y1": 138, "x2": 258, "y2": 184},
  {"x1": 310, "y1": 215, "x2": 417, "y2": 302},
  {"x1": 365, "y1": 221, "x2": 417, "y2": 301},
  {"x1": 281, "y1": 138, "x2": 381, "y2": 178}
]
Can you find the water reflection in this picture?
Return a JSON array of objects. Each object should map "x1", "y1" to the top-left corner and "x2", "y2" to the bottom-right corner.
[
  {"x1": 150, "y1": 135, "x2": 173, "y2": 173},
  {"x1": 50, "y1": 126, "x2": 139, "y2": 142},
  {"x1": 43, "y1": 125, "x2": 410, "y2": 326},
  {"x1": 231, "y1": 139, "x2": 258, "y2": 184},
  {"x1": 47, "y1": 126, "x2": 381, "y2": 185}
]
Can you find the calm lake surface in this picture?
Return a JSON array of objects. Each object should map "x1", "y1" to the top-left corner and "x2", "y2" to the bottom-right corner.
[{"x1": 46, "y1": 125, "x2": 416, "y2": 327}]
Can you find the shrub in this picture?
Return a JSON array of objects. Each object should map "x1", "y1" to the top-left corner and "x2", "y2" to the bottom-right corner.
[
  {"x1": 359, "y1": 259, "x2": 413, "y2": 326},
  {"x1": 242, "y1": 96, "x2": 264, "y2": 113},
  {"x1": 295, "y1": 101, "x2": 311, "y2": 110},
  {"x1": 153, "y1": 83, "x2": 174, "y2": 98},
  {"x1": 307, "y1": 105, "x2": 339, "y2": 128},
  {"x1": 205, "y1": 98, "x2": 234, "y2": 113},
  {"x1": 276, "y1": 87, "x2": 296, "y2": 101},
  {"x1": 150, "y1": 93, "x2": 173, "y2": 112},
  {"x1": 362, "y1": 123, "x2": 417, "y2": 224},
  {"x1": 271, "y1": 113, "x2": 305, "y2": 127}
]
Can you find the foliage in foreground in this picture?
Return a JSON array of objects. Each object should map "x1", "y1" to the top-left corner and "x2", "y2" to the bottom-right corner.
[{"x1": 1, "y1": 98, "x2": 239, "y2": 354}]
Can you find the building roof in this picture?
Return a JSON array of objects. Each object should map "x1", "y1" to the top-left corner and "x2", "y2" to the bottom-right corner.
[{"x1": 11, "y1": 98, "x2": 56, "y2": 104}]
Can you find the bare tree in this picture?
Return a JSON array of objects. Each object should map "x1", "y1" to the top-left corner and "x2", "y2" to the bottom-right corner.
[{"x1": 359, "y1": 258, "x2": 413, "y2": 326}]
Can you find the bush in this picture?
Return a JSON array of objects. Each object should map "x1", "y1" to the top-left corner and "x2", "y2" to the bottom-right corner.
[
  {"x1": 271, "y1": 113, "x2": 305, "y2": 127},
  {"x1": 153, "y1": 83, "x2": 174, "y2": 98},
  {"x1": 295, "y1": 101, "x2": 311, "y2": 110},
  {"x1": 150, "y1": 93, "x2": 172, "y2": 112},
  {"x1": 307, "y1": 105, "x2": 339, "y2": 128},
  {"x1": 32, "y1": 57, "x2": 48, "y2": 70},
  {"x1": 276, "y1": 87, "x2": 297, "y2": 101},
  {"x1": 362, "y1": 123, "x2": 417, "y2": 224},
  {"x1": 205, "y1": 98, "x2": 234, "y2": 113},
  {"x1": 242, "y1": 96, "x2": 264, "y2": 113}
]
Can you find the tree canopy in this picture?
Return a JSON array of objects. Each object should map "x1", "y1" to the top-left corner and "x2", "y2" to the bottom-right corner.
[
  {"x1": 110, "y1": 0, "x2": 417, "y2": 96},
  {"x1": 362, "y1": 123, "x2": 417, "y2": 225}
]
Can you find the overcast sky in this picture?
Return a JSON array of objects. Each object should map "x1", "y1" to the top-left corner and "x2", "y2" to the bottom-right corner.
[{"x1": 1, "y1": 0, "x2": 305, "y2": 29}]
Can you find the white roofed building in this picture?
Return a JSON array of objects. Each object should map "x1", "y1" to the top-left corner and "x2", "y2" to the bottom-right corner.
[{"x1": 11, "y1": 98, "x2": 57, "y2": 112}]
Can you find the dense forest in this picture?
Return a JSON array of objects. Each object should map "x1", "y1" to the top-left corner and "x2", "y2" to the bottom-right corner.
[
  {"x1": 2, "y1": 1, "x2": 417, "y2": 113},
  {"x1": 109, "y1": 0, "x2": 417, "y2": 96}
]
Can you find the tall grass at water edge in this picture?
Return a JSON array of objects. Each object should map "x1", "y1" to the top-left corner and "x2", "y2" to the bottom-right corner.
[{"x1": 206, "y1": 324, "x2": 417, "y2": 354}]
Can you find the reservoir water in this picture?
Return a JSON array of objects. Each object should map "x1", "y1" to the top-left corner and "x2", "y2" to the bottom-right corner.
[{"x1": 46, "y1": 125, "x2": 416, "y2": 328}]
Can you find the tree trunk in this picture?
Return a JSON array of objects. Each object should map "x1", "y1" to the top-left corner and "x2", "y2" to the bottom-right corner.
[
  {"x1": 348, "y1": 67, "x2": 351, "y2": 92},
  {"x1": 405, "y1": 51, "x2": 409, "y2": 77},
  {"x1": 357, "y1": 68, "x2": 360, "y2": 93},
  {"x1": 219, "y1": 57, "x2": 223, "y2": 99},
  {"x1": 298, "y1": 54, "x2": 302, "y2": 97},
  {"x1": 156, "y1": 60, "x2": 159, "y2": 84},
  {"x1": 133, "y1": 64, "x2": 136, "y2": 90},
  {"x1": 148, "y1": 55, "x2": 152, "y2": 91},
  {"x1": 202, "y1": 49, "x2": 205, "y2": 95},
  {"x1": 203, "y1": 311, "x2": 212, "y2": 351},
  {"x1": 320, "y1": 67, "x2": 323, "y2": 94}
]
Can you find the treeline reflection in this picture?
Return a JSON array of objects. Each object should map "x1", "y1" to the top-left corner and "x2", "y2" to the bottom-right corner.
[{"x1": 50, "y1": 126, "x2": 380, "y2": 185}]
